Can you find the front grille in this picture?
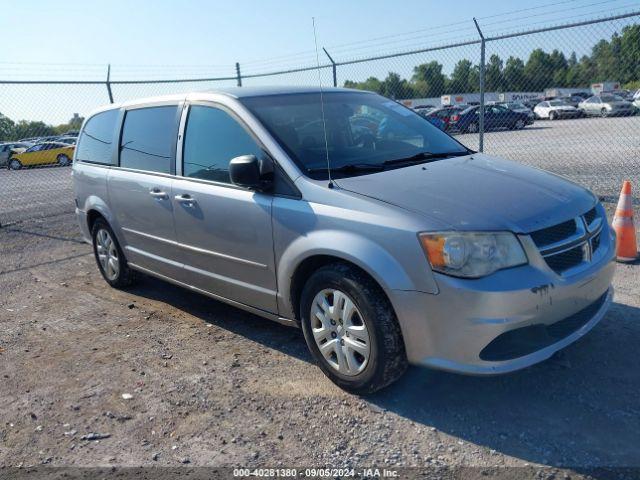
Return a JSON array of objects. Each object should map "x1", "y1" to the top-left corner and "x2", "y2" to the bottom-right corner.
[
  {"x1": 591, "y1": 232, "x2": 601, "y2": 252},
  {"x1": 480, "y1": 292, "x2": 608, "y2": 361},
  {"x1": 584, "y1": 207, "x2": 597, "y2": 226},
  {"x1": 530, "y1": 219, "x2": 577, "y2": 248},
  {"x1": 529, "y1": 205, "x2": 603, "y2": 276},
  {"x1": 544, "y1": 245, "x2": 585, "y2": 273}
]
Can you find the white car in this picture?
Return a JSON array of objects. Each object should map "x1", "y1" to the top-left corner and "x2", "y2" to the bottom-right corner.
[{"x1": 533, "y1": 100, "x2": 580, "y2": 120}]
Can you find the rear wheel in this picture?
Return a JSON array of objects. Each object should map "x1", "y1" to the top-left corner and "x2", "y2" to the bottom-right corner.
[
  {"x1": 300, "y1": 263, "x2": 407, "y2": 394},
  {"x1": 8, "y1": 159, "x2": 22, "y2": 170},
  {"x1": 91, "y1": 218, "x2": 136, "y2": 288},
  {"x1": 57, "y1": 154, "x2": 70, "y2": 166}
]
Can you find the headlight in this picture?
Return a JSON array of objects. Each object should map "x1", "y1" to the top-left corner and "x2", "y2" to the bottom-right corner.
[{"x1": 419, "y1": 232, "x2": 527, "y2": 278}]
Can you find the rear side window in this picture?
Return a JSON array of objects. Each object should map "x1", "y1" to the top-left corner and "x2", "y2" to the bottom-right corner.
[
  {"x1": 76, "y1": 109, "x2": 119, "y2": 165},
  {"x1": 182, "y1": 105, "x2": 262, "y2": 184},
  {"x1": 120, "y1": 106, "x2": 179, "y2": 174}
]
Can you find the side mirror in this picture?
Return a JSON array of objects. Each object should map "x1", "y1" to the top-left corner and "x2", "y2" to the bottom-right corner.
[{"x1": 229, "y1": 154, "x2": 274, "y2": 190}]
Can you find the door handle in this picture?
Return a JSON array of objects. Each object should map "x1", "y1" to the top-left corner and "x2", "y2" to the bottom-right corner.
[
  {"x1": 174, "y1": 193, "x2": 197, "y2": 207},
  {"x1": 149, "y1": 188, "x2": 168, "y2": 199}
]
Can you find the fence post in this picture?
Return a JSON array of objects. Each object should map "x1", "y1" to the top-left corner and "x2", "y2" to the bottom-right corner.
[
  {"x1": 106, "y1": 64, "x2": 114, "y2": 104},
  {"x1": 473, "y1": 18, "x2": 485, "y2": 152},
  {"x1": 235, "y1": 62, "x2": 242, "y2": 87},
  {"x1": 322, "y1": 48, "x2": 337, "y2": 87}
]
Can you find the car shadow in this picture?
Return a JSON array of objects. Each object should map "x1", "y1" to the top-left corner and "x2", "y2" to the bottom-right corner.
[{"x1": 128, "y1": 275, "x2": 640, "y2": 469}]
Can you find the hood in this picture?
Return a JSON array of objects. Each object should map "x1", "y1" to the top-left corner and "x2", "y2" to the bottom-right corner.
[{"x1": 335, "y1": 153, "x2": 595, "y2": 233}]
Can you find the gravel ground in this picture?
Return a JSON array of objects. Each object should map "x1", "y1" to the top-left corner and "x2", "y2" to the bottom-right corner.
[
  {"x1": 0, "y1": 210, "x2": 639, "y2": 479},
  {"x1": 1, "y1": 115, "x2": 638, "y2": 226}
]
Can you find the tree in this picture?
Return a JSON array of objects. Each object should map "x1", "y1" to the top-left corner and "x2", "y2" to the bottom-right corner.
[
  {"x1": 412, "y1": 61, "x2": 446, "y2": 97},
  {"x1": 0, "y1": 113, "x2": 15, "y2": 141},
  {"x1": 550, "y1": 49, "x2": 568, "y2": 87},
  {"x1": 485, "y1": 54, "x2": 504, "y2": 91},
  {"x1": 618, "y1": 24, "x2": 640, "y2": 84},
  {"x1": 12, "y1": 120, "x2": 56, "y2": 140},
  {"x1": 448, "y1": 59, "x2": 476, "y2": 93},
  {"x1": 524, "y1": 49, "x2": 555, "y2": 91},
  {"x1": 344, "y1": 76, "x2": 384, "y2": 94},
  {"x1": 381, "y1": 72, "x2": 413, "y2": 99},
  {"x1": 503, "y1": 56, "x2": 525, "y2": 91}
]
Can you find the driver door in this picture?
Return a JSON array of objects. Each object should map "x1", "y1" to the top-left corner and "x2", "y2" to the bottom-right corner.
[{"x1": 172, "y1": 103, "x2": 278, "y2": 313}]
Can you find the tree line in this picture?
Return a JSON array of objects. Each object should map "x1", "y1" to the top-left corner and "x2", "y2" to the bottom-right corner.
[
  {"x1": 344, "y1": 24, "x2": 640, "y2": 99},
  {"x1": 0, "y1": 114, "x2": 84, "y2": 142}
]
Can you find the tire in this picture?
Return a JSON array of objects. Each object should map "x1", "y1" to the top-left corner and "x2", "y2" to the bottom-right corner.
[
  {"x1": 513, "y1": 119, "x2": 525, "y2": 130},
  {"x1": 57, "y1": 154, "x2": 70, "y2": 167},
  {"x1": 91, "y1": 218, "x2": 136, "y2": 288},
  {"x1": 466, "y1": 122, "x2": 478, "y2": 134},
  {"x1": 600, "y1": 108, "x2": 607, "y2": 118},
  {"x1": 299, "y1": 262, "x2": 407, "y2": 394},
  {"x1": 8, "y1": 159, "x2": 22, "y2": 170},
  {"x1": 549, "y1": 111, "x2": 557, "y2": 121}
]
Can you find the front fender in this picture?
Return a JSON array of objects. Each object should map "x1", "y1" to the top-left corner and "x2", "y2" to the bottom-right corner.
[{"x1": 276, "y1": 229, "x2": 437, "y2": 320}]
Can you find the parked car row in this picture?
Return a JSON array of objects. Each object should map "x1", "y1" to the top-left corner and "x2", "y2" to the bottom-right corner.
[
  {"x1": 421, "y1": 103, "x2": 534, "y2": 133},
  {"x1": 1, "y1": 141, "x2": 76, "y2": 170},
  {"x1": 1, "y1": 132, "x2": 78, "y2": 170},
  {"x1": 413, "y1": 90, "x2": 639, "y2": 130}
]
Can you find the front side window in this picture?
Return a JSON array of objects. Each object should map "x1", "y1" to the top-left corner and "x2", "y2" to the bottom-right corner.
[
  {"x1": 241, "y1": 92, "x2": 469, "y2": 179},
  {"x1": 182, "y1": 105, "x2": 262, "y2": 184},
  {"x1": 120, "y1": 106, "x2": 179, "y2": 174},
  {"x1": 27, "y1": 145, "x2": 43, "y2": 153}
]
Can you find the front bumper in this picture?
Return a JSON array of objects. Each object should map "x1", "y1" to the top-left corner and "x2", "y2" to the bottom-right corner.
[{"x1": 391, "y1": 225, "x2": 616, "y2": 375}]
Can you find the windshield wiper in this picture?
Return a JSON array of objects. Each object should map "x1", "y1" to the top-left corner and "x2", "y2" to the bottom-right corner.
[
  {"x1": 383, "y1": 150, "x2": 469, "y2": 167},
  {"x1": 307, "y1": 163, "x2": 385, "y2": 174}
]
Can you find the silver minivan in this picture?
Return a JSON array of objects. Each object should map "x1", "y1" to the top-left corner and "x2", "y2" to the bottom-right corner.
[{"x1": 73, "y1": 87, "x2": 615, "y2": 393}]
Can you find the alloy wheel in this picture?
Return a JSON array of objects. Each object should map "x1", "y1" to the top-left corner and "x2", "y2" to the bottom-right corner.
[
  {"x1": 310, "y1": 288, "x2": 371, "y2": 376},
  {"x1": 96, "y1": 228, "x2": 120, "y2": 281}
]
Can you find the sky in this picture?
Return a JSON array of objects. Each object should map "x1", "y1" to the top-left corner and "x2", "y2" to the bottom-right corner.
[{"x1": 2, "y1": 0, "x2": 639, "y2": 124}]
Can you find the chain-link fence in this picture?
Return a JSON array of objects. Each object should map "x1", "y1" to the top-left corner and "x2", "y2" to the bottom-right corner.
[{"x1": 1, "y1": 11, "x2": 638, "y2": 226}]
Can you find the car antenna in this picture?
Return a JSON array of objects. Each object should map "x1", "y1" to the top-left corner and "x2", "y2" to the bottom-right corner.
[{"x1": 312, "y1": 17, "x2": 334, "y2": 189}]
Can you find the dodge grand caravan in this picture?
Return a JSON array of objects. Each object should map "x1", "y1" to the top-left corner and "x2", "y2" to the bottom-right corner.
[{"x1": 73, "y1": 87, "x2": 615, "y2": 394}]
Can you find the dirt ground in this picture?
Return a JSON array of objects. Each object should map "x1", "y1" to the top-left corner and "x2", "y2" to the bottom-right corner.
[{"x1": 1, "y1": 210, "x2": 639, "y2": 479}]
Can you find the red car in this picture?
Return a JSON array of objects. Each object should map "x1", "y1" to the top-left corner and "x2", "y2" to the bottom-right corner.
[{"x1": 426, "y1": 106, "x2": 465, "y2": 131}]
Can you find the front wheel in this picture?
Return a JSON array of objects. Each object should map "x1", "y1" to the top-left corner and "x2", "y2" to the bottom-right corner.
[
  {"x1": 91, "y1": 218, "x2": 136, "y2": 288},
  {"x1": 600, "y1": 108, "x2": 608, "y2": 118},
  {"x1": 513, "y1": 119, "x2": 525, "y2": 130},
  {"x1": 549, "y1": 111, "x2": 557, "y2": 120},
  {"x1": 299, "y1": 263, "x2": 407, "y2": 394}
]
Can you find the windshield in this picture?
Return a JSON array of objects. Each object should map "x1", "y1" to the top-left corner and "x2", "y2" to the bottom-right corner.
[{"x1": 240, "y1": 92, "x2": 469, "y2": 179}]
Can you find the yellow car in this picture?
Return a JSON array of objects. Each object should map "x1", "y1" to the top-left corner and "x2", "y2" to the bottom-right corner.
[{"x1": 8, "y1": 142, "x2": 75, "y2": 170}]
